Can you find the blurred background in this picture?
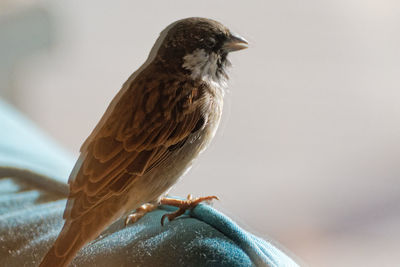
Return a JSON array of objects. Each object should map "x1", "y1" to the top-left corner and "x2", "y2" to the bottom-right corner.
[{"x1": 1, "y1": 0, "x2": 399, "y2": 266}]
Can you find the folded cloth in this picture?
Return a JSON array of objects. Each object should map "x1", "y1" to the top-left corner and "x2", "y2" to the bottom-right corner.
[{"x1": 0, "y1": 99, "x2": 299, "y2": 267}]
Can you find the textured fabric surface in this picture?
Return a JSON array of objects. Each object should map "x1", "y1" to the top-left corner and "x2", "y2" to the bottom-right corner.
[{"x1": 0, "y1": 99, "x2": 299, "y2": 267}]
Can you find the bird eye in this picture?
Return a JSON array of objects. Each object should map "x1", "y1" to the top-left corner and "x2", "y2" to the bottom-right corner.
[{"x1": 204, "y1": 37, "x2": 216, "y2": 48}]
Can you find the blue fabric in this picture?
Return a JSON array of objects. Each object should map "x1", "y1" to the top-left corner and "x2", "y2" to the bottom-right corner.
[
  {"x1": 0, "y1": 99, "x2": 299, "y2": 267},
  {"x1": 0, "y1": 100, "x2": 74, "y2": 184}
]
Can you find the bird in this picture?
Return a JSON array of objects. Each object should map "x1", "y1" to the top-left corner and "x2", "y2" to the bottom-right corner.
[{"x1": 39, "y1": 17, "x2": 248, "y2": 267}]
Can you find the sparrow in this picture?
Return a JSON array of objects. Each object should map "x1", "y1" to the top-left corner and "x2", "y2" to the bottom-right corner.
[{"x1": 39, "y1": 17, "x2": 248, "y2": 267}]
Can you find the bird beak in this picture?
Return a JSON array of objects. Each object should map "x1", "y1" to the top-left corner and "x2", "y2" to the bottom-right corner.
[{"x1": 223, "y1": 33, "x2": 249, "y2": 52}]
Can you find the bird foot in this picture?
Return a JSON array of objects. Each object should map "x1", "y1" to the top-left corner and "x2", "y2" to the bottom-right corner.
[
  {"x1": 160, "y1": 194, "x2": 218, "y2": 226},
  {"x1": 125, "y1": 203, "x2": 157, "y2": 226}
]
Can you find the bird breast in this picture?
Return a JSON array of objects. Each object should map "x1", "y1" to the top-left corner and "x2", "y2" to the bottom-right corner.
[{"x1": 123, "y1": 82, "x2": 224, "y2": 209}]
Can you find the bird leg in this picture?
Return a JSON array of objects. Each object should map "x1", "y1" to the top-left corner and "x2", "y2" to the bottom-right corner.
[
  {"x1": 160, "y1": 194, "x2": 218, "y2": 226},
  {"x1": 125, "y1": 203, "x2": 157, "y2": 226}
]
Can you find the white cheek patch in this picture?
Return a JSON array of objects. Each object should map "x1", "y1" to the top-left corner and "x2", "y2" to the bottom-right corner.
[
  {"x1": 182, "y1": 49, "x2": 209, "y2": 78},
  {"x1": 182, "y1": 49, "x2": 227, "y2": 90}
]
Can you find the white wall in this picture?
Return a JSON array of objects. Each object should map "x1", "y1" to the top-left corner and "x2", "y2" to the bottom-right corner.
[{"x1": 3, "y1": 1, "x2": 400, "y2": 266}]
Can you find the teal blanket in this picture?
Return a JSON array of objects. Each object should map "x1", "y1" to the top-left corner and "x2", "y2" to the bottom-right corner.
[{"x1": 0, "y1": 100, "x2": 299, "y2": 267}]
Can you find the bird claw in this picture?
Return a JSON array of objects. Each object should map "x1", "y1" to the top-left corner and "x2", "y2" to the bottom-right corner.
[
  {"x1": 125, "y1": 213, "x2": 141, "y2": 226},
  {"x1": 125, "y1": 203, "x2": 157, "y2": 226},
  {"x1": 160, "y1": 194, "x2": 219, "y2": 226}
]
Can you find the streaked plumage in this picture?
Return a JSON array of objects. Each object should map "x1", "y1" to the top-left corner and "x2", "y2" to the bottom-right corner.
[{"x1": 39, "y1": 17, "x2": 247, "y2": 267}]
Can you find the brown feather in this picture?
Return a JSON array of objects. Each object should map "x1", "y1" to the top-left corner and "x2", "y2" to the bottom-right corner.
[
  {"x1": 40, "y1": 17, "x2": 239, "y2": 267},
  {"x1": 64, "y1": 67, "x2": 207, "y2": 224}
]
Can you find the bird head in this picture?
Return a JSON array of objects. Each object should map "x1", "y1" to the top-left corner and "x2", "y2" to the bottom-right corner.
[{"x1": 154, "y1": 17, "x2": 248, "y2": 84}]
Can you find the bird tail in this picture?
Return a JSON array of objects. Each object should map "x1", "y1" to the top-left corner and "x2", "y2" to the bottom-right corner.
[
  {"x1": 39, "y1": 244, "x2": 74, "y2": 267},
  {"x1": 39, "y1": 221, "x2": 86, "y2": 267},
  {"x1": 39, "y1": 198, "x2": 124, "y2": 267},
  {"x1": 39, "y1": 220, "x2": 88, "y2": 267}
]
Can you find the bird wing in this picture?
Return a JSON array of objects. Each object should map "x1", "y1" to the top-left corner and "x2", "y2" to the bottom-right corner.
[{"x1": 64, "y1": 69, "x2": 208, "y2": 221}]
